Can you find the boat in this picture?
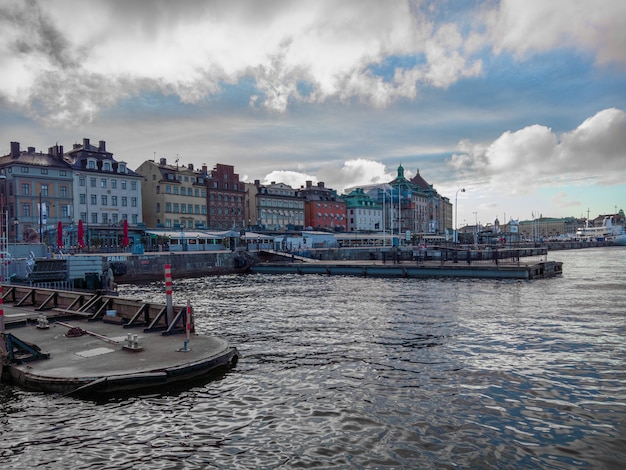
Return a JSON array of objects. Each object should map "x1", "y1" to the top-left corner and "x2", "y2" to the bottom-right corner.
[{"x1": 576, "y1": 216, "x2": 626, "y2": 245}]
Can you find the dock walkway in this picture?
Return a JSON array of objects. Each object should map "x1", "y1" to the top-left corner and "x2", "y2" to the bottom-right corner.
[{"x1": 0, "y1": 287, "x2": 239, "y2": 396}]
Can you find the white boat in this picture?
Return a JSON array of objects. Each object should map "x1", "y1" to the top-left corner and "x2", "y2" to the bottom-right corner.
[{"x1": 576, "y1": 216, "x2": 626, "y2": 246}]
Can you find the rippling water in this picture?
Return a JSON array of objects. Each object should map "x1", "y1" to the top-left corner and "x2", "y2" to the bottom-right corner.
[{"x1": 1, "y1": 247, "x2": 625, "y2": 469}]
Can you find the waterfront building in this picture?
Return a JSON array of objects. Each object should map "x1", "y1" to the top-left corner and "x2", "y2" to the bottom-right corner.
[
  {"x1": 136, "y1": 158, "x2": 206, "y2": 230},
  {"x1": 66, "y1": 138, "x2": 143, "y2": 248},
  {"x1": 301, "y1": 181, "x2": 347, "y2": 231},
  {"x1": 248, "y1": 180, "x2": 304, "y2": 231},
  {"x1": 0, "y1": 142, "x2": 74, "y2": 244},
  {"x1": 360, "y1": 166, "x2": 449, "y2": 241},
  {"x1": 202, "y1": 163, "x2": 246, "y2": 230},
  {"x1": 343, "y1": 187, "x2": 382, "y2": 232}
]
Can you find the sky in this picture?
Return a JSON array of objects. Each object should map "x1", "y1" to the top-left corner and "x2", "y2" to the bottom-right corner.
[{"x1": 1, "y1": 0, "x2": 625, "y2": 228}]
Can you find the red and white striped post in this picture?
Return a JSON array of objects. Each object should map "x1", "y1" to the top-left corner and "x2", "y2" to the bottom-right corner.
[
  {"x1": 184, "y1": 299, "x2": 192, "y2": 351},
  {"x1": 164, "y1": 264, "x2": 173, "y2": 326}
]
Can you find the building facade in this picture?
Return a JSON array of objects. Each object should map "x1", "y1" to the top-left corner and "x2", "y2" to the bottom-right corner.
[
  {"x1": 204, "y1": 164, "x2": 246, "y2": 230},
  {"x1": 0, "y1": 142, "x2": 74, "y2": 244},
  {"x1": 67, "y1": 138, "x2": 143, "y2": 248},
  {"x1": 136, "y1": 158, "x2": 207, "y2": 229},
  {"x1": 343, "y1": 188, "x2": 382, "y2": 232},
  {"x1": 250, "y1": 180, "x2": 304, "y2": 231},
  {"x1": 301, "y1": 181, "x2": 347, "y2": 231}
]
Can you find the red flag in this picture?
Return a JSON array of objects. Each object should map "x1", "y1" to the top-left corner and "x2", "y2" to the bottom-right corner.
[
  {"x1": 78, "y1": 219, "x2": 85, "y2": 248},
  {"x1": 122, "y1": 219, "x2": 129, "y2": 247},
  {"x1": 57, "y1": 221, "x2": 63, "y2": 249}
]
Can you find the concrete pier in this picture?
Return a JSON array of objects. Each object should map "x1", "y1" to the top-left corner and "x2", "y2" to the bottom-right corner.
[
  {"x1": 0, "y1": 286, "x2": 239, "y2": 396},
  {"x1": 251, "y1": 259, "x2": 563, "y2": 280}
]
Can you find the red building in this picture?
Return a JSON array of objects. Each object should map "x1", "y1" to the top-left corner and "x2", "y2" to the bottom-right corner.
[
  {"x1": 301, "y1": 181, "x2": 346, "y2": 231},
  {"x1": 204, "y1": 164, "x2": 246, "y2": 230}
]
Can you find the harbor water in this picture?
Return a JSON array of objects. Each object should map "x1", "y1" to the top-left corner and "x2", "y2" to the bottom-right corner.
[{"x1": 1, "y1": 247, "x2": 625, "y2": 469}]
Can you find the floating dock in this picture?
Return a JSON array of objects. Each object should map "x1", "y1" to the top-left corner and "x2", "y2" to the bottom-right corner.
[
  {"x1": 0, "y1": 285, "x2": 238, "y2": 396},
  {"x1": 251, "y1": 259, "x2": 563, "y2": 280}
]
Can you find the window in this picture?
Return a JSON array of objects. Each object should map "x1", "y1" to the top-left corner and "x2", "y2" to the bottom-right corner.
[
  {"x1": 111, "y1": 196, "x2": 117, "y2": 206},
  {"x1": 131, "y1": 181, "x2": 137, "y2": 190},
  {"x1": 104, "y1": 162, "x2": 111, "y2": 171},
  {"x1": 41, "y1": 184, "x2": 49, "y2": 196},
  {"x1": 88, "y1": 160, "x2": 95, "y2": 169},
  {"x1": 121, "y1": 181, "x2": 127, "y2": 190},
  {"x1": 119, "y1": 164, "x2": 126, "y2": 173},
  {"x1": 91, "y1": 212, "x2": 97, "y2": 224},
  {"x1": 79, "y1": 176, "x2": 86, "y2": 186},
  {"x1": 41, "y1": 168, "x2": 48, "y2": 175},
  {"x1": 101, "y1": 195, "x2": 107, "y2": 206},
  {"x1": 112, "y1": 213, "x2": 118, "y2": 224},
  {"x1": 101, "y1": 178, "x2": 107, "y2": 188},
  {"x1": 22, "y1": 203, "x2": 31, "y2": 217},
  {"x1": 165, "y1": 202, "x2": 172, "y2": 213},
  {"x1": 173, "y1": 203, "x2": 179, "y2": 213},
  {"x1": 156, "y1": 202, "x2": 160, "y2": 213},
  {"x1": 121, "y1": 197, "x2": 127, "y2": 207},
  {"x1": 60, "y1": 186, "x2": 68, "y2": 198},
  {"x1": 111, "y1": 179, "x2": 117, "y2": 189},
  {"x1": 131, "y1": 197, "x2": 137, "y2": 207},
  {"x1": 90, "y1": 177, "x2": 96, "y2": 188},
  {"x1": 21, "y1": 183, "x2": 30, "y2": 196},
  {"x1": 132, "y1": 214, "x2": 138, "y2": 224},
  {"x1": 166, "y1": 185, "x2": 171, "y2": 194},
  {"x1": 21, "y1": 167, "x2": 29, "y2": 173},
  {"x1": 90, "y1": 194, "x2": 97, "y2": 206},
  {"x1": 194, "y1": 189, "x2": 199, "y2": 197},
  {"x1": 173, "y1": 186, "x2": 179, "y2": 195},
  {"x1": 80, "y1": 193, "x2": 86, "y2": 205},
  {"x1": 188, "y1": 204, "x2": 193, "y2": 213},
  {"x1": 62, "y1": 205, "x2": 69, "y2": 217},
  {"x1": 102, "y1": 213, "x2": 108, "y2": 224}
]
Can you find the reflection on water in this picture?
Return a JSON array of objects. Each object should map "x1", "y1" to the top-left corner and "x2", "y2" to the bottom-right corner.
[{"x1": 1, "y1": 248, "x2": 625, "y2": 469}]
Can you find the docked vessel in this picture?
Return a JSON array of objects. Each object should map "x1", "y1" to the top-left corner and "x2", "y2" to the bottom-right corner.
[{"x1": 576, "y1": 216, "x2": 626, "y2": 246}]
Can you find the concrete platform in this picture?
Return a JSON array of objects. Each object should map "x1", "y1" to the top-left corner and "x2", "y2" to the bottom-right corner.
[
  {"x1": 251, "y1": 259, "x2": 563, "y2": 280},
  {"x1": 1, "y1": 304, "x2": 239, "y2": 396}
]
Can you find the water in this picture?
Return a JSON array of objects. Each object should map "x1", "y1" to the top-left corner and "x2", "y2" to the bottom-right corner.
[{"x1": 1, "y1": 247, "x2": 625, "y2": 469}]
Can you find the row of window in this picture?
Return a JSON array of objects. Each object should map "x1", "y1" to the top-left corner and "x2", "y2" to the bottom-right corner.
[
  {"x1": 260, "y1": 199, "x2": 304, "y2": 209},
  {"x1": 80, "y1": 176, "x2": 136, "y2": 191},
  {"x1": 164, "y1": 185, "x2": 206, "y2": 197},
  {"x1": 159, "y1": 203, "x2": 207, "y2": 215},
  {"x1": 79, "y1": 212, "x2": 138, "y2": 225},
  {"x1": 80, "y1": 194, "x2": 137, "y2": 207}
]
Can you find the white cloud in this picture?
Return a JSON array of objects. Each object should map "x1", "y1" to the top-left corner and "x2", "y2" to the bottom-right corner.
[
  {"x1": 490, "y1": 0, "x2": 626, "y2": 66},
  {"x1": 448, "y1": 108, "x2": 626, "y2": 193},
  {"x1": 0, "y1": 0, "x2": 492, "y2": 124}
]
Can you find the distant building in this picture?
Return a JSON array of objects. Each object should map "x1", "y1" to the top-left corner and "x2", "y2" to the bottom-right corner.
[
  {"x1": 248, "y1": 180, "x2": 304, "y2": 231},
  {"x1": 0, "y1": 142, "x2": 74, "y2": 244},
  {"x1": 301, "y1": 181, "x2": 346, "y2": 231},
  {"x1": 136, "y1": 158, "x2": 207, "y2": 229},
  {"x1": 203, "y1": 163, "x2": 246, "y2": 230},
  {"x1": 343, "y1": 187, "x2": 382, "y2": 232}
]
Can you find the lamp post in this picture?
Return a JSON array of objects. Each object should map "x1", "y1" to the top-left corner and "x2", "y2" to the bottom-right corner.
[
  {"x1": 473, "y1": 211, "x2": 478, "y2": 245},
  {"x1": 454, "y1": 188, "x2": 465, "y2": 243}
]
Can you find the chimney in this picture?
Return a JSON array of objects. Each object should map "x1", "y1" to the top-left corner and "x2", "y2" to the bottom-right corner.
[
  {"x1": 83, "y1": 138, "x2": 90, "y2": 149},
  {"x1": 317, "y1": 182, "x2": 325, "y2": 188},
  {"x1": 254, "y1": 179, "x2": 260, "y2": 186},
  {"x1": 27, "y1": 146, "x2": 35, "y2": 153},
  {"x1": 98, "y1": 140, "x2": 106, "y2": 152},
  {"x1": 188, "y1": 163, "x2": 194, "y2": 170},
  {"x1": 10, "y1": 141, "x2": 20, "y2": 157},
  {"x1": 160, "y1": 158, "x2": 167, "y2": 165},
  {"x1": 202, "y1": 165, "x2": 208, "y2": 173},
  {"x1": 306, "y1": 180, "x2": 312, "y2": 188}
]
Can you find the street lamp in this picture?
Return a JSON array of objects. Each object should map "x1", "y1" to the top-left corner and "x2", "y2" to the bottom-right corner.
[{"x1": 454, "y1": 188, "x2": 465, "y2": 243}]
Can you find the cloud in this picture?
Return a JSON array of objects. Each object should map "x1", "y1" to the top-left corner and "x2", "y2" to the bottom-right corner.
[
  {"x1": 490, "y1": 0, "x2": 626, "y2": 66},
  {"x1": 448, "y1": 108, "x2": 626, "y2": 193},
  {"x1": 0, "y1": 0, "x2": 491, "y2": 125}
]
